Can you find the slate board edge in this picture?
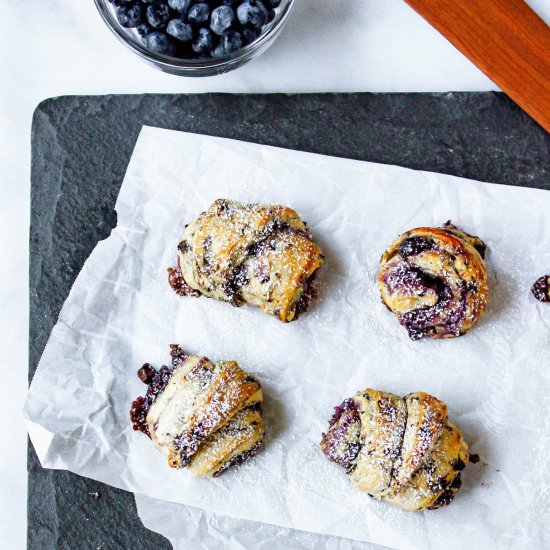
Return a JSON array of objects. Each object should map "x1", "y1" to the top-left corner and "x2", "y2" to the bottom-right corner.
[{"x1": 28, "y1": 92, "x2": 549, "y2": 550}]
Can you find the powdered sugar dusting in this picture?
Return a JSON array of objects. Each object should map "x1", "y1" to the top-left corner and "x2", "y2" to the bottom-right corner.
[
  {"x1": 131, "y1": 345, "x2": 264, "y2": 476},
  {"x1": 171, "y1": 199, "x2": 324, "y2": 322}
]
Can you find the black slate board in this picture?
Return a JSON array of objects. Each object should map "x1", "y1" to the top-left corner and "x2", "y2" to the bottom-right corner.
[{"x1": 29, "y1": 93, "x2": 549, "y2": 550}]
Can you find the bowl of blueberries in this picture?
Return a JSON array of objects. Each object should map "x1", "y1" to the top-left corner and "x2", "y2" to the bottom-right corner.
[{"x1": 95, "y1": 0, "x2": 294, "y2": 76}]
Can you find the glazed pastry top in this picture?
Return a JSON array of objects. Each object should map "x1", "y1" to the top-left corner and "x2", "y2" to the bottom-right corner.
[{"x1": 175, "y1": 199, "x2": 324, "y2": 322}]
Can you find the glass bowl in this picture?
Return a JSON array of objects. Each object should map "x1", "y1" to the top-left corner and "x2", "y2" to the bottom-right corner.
[{"x1": 94, "y1": 0, "x2": 295, "y2": 77}]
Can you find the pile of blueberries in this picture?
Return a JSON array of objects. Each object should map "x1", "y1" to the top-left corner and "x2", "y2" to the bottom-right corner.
[{"x1": 108, "y1": 0, "x2": 281, "y2": 59}]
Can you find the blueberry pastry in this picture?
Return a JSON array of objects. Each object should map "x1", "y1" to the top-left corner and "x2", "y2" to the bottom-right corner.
[
  {"x1": 168, "y1": 199, "x2": 324, "y2": 322},
  {"x1": 320, "y1": 389, "x2": 469, "y2": 511},
  {"x1": 531, "y1": 275, "x2": 550, "y2": 302},
  {"x1": 378, "y1": 222, "x2": 488, "y2": 340},
  {"x1": 130, "y1": 345, "x2": 265, "y2": 477}
]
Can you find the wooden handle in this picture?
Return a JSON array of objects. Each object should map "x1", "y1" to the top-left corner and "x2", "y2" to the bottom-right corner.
[{"x1": 403, "y1": 0, "x2": 550, "y2": 132}]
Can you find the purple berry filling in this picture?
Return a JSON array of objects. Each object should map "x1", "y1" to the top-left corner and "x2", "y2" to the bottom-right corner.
[
  {"x1": 212, "y1": 440, "x2": 263, "y2": 477},
  {"x1": 129, "y1": 345, "x2": 189, "y2": 436},
  {"x1": 293, "y1": 271, "x2": 319, "y2": 320},
  {"x1": 168, "y1": 266, "x2": 201, "y2": 297},
  {"x1": 427, "y1": 473, "x2": 463, "y2": 510},
  {"x1": 328, "y1": 398, "x2": 357, "y2": 426},
  {"x1": 321, "y1": 399, "x2": 362, "y2": 472},
  {"x1": 399, "y1": 237, "x2": 433, "y2": 258},
  {"x1": 531, "y1": 275, "x2": 550, "y2": 302}
]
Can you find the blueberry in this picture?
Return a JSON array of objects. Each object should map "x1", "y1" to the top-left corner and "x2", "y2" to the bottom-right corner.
[
  {"x1": 167, "y1": 19, "x2": 193, "y2": 41},
  {"x1": 236, "y1": 0, "x2": 268, "y2": 28},
  {"x1": 532, "y1": 275, "x2": 550, "y2": 302},
  {"x1": 146, "y1": 2, "x2": 171, "y2": 29},
  {"x1": 116, "y1": 2, "x2": 143, "y2": 27},
  {"x1": 168, "y1": 0, "x2": 191, "y2": 13},
  {"x1": 146, "y1": 31, "x2": 176, "y2": 54},
  {"x1": 210, "y1": 5, "x2": 235, "y2": 35},
  {"x1": 210, "y1": 41, "x2": 227, "y2": 58},
  {"x1": 221, "y1": 29, "x2": 242, "y2": 52},
  {"x1": 188, "y1": 3, "x2": 210, "y2": 24},
  {"x1": 136, "y1": 22, "x2": 152, "y2": 37},
  {"x1": 241, "y1": 27, "x2": 258, "y2": 44},
  {"x1": 192, "y1": 27, "x2": 214, "y2": 52}
]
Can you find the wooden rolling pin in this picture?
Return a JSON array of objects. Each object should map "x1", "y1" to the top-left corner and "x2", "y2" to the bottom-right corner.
[{"x1": 404, "y1": 0, "x2": 550, "y2": 132}]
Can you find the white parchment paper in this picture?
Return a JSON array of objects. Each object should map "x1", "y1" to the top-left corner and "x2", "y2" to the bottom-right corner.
[{"x1": 25, "y1": 127, "x2": 550, "y2": 550}]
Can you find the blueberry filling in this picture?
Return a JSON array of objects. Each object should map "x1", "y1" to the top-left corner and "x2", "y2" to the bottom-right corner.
[
  {"x1": 130, "y1": 364, "x2": 175, "y2": 436},
  {"x1": 427, "y1": 474, "x2": 462, "y2": 510},
  {"x1": 384, "y1": 261, "x2": 471, "y2": 340},
  {"x1": 398, "y1": 287, "x2": 466, "y2": 341},
  {"x1": 399, "y1": 237, "x2": 433, "y2": 258},
  {"x1": 212, "y1": 440, "x2": 262, "y2": 477},
  {"x1": 384, "y1": 265, "x2": 441, "y2": 297},
  {"x1": 328, "y1": 398, "x2": 357, "y2": 427},
  {"x1": 174, "y1": 424, "x2": 206, "y2": 466},
  {"x1": 531, "y1": 275, "x2": 550, "y2": 302},
  {"x1": 129, "y1": 345, "x2": 188, "y2": 436},
  {"x1": 167, "y1": 266, "x2": 201, "y2": 297},
  {"x1": 292, "y1": 271, "x2": 318, "y2": 320},
  {"x1": 321, "y1": 399, "x2": 362, "y2": 472}
]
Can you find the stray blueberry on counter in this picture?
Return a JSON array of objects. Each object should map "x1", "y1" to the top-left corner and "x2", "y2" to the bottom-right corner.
[
  {"x1": 531, "y1": 275, "x2": 550, "y2": 302},
  {"x1": 237, "y1": 0, "x2": 268, "y2": 28},
  {"x1": 167, "y1": 19, "x2": 194, "y2": 41},
  {"x1": 210, "y1": 5, "x2": 235, "y2": 35},
  {"x1": 192, "y1": 27, "x2": 214, "y2": 53},
  {"x1": 188, "y1": 2, "x2": 210, "y2": 24},
  {"x1": 146, "y1": 31, "x2": 176, "y2": 54},
  {"x1": 116, "y1": 2, "x2": 143, "y2": 28},
  {"x1": 146, "y1": 2, "x2": 171, "y2": 29},
  {"x1": 168, "y1": 0, "x2": 191, "y2": 13}
]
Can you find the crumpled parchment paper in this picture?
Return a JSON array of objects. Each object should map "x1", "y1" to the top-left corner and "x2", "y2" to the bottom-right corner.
[{"x1": 25, "y1": 126, "x2": 550, "y2": 550}]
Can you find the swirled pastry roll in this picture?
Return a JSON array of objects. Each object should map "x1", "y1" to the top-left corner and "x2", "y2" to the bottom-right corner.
[
  {"x1": 168, "y1": 199, "x2": 325, "y2": 322},
  {"x1": 378, "y1": 221, "x2": 488, "y2": 340},
  {"x1": 130, "y1": 345, "x2": 265, "y2": 477},
  {"x1": 320, "y1": 389, "x2": 469, "y2": 511}
]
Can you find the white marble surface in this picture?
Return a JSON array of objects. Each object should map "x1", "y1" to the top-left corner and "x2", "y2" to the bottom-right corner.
[{"x1": 1, "y1": 1, "x2": 548, "y2": 548}]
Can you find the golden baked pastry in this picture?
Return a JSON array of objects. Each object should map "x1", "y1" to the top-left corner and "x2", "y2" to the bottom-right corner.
[
  {"x1": 320, "y1": 389, "x2": 469, "y2": 511},
  {"x1": 130, "y1": 345, "x2": 265, "y2": 477},
  {"x1": 168, "y1": 199, "x2": 324, "y2": 322},
  {"x1": 378, "y1": 221, "x2": 488, "y2": 340}
]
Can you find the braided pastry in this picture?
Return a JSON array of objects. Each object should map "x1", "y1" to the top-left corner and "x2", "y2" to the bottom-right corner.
[
  {"x1": 130, "y1": 345, "x2": 265, "y2": 477},
  {"x1": 378, "y1": 221, "x2": 488, "y2": 340},
  {"x1": 320, "y1": 389, "x2": 469, "y2": 511},
  {"x1": 168, "y1": 199, "x2": 324, "y2": 322}
]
